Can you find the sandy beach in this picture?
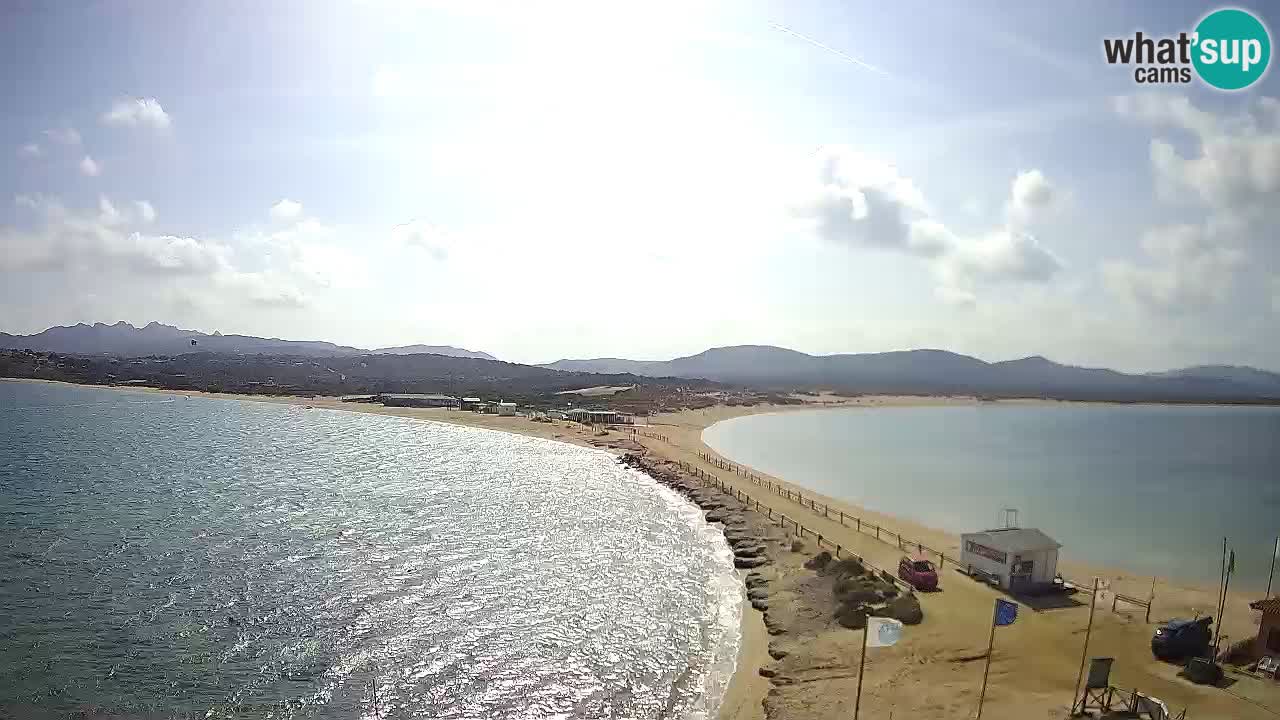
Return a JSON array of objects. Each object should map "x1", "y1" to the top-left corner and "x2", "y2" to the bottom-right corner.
[{"x1": 8, "y1": 379, "x2": 1278, "y2": 718}]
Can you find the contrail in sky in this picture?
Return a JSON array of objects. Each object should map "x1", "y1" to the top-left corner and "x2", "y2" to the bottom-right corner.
[{"x1": 769, "y1": 22, "x2": 890, "y2": 76}]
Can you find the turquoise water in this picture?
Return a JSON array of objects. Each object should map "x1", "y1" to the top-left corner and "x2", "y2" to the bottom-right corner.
[
  {"x1": 703, "y1": 404, "x2": 1280, "y2": 589},
  {"x1": 0, "y1": 381, "x2": 741, "y2": 719}
]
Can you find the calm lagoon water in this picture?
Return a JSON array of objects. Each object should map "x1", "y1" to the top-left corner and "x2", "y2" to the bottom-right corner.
[
  {"x1": 703, "y1": 403, "x2": 1280, "y2": 589},
  {"x1": 0, "y1": 380, "x2": 741, "y2": 719}
]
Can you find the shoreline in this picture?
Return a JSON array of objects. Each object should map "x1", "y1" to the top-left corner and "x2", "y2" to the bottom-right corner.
[
  {"x1": 696, "y1": 404, "x2": 1275, "y2": 593},
  {"x1": 6, "y1": 378, "x2": 1278, "y2": 718}
]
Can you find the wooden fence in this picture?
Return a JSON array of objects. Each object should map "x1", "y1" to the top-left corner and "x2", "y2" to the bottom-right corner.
[
  {"x1": 633, "y1": 430, "x2": 670, "y2": 443},
  {"x1": 695, "y1": 450, "x2": 955, "y2": 572},
  {"x1": 674, "y1": 459, "x2": 916, "y2": 595},
  {"x1": 693, "y1": 451, "x2": 1158, "y2": 621}
]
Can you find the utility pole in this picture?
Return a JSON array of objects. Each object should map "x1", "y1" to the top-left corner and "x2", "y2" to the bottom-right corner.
[{"x1": 1071, "y1": 578, "x2": 1099, "y2": 714}]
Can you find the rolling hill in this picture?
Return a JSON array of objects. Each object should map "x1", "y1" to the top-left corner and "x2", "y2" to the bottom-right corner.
[
  {"x1": 0, "y1": 322, "x2": 497, "y2": 361},
  {"x1": 542, "y1": 346, "x2": 1280, "y2": 401}
]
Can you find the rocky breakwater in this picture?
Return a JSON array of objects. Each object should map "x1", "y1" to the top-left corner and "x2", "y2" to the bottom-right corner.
[{"x1": 619, "y1": 453, "x2": 791, "y2": 644}]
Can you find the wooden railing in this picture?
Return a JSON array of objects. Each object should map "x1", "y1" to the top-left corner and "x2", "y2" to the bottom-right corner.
[
  {"x1": 675, "y1": 459, "x2": 916, "y2": 595},
  {"x1": 695, "y1": 450, "x2": 955, "y2": 571},
  {"x1": 693, "y1": 449, "x2": 1160, "y2": 621}
]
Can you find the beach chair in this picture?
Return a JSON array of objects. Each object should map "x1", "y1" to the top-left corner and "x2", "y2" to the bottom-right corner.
[
  {"x1": 1136, "y1": 693, "x2": 1169, "y2": 720},
  {"x1": 1258, "y1": 655, "x2": 1279, "y2": 678}
]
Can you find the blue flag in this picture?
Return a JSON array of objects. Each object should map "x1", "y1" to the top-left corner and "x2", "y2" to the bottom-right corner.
[{"x1": 995, "y1": 599, "x2": 1018, "y2": 626}]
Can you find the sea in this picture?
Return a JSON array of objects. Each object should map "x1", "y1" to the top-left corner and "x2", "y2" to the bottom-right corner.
[
  {"x1": 0, "y1": 380, "x2": 742, "y2": 720},
  {"x1": 703, "y1": 403, "x2": 1280, "y2": 590}
]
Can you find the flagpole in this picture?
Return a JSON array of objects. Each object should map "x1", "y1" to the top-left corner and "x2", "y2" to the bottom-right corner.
[
  {"x1": 1071, "y1": 578, "x2": 1099, "y2": 714},
  {"x1": 854, "y1": 620, "x2": 869, "y2": 720},
  {"x1": 976, "y1": 602, "x2": 999, "y2": 720},
  {"x1": 1267, "y1": 537, "x2": 1278, "y2": 599},
  {"x1": 1215, "y1": 550, "x2": 1234, "y2": 656},
  {"x1": 1216, "y1": 537, "x2": 1227, "y2": 624}
]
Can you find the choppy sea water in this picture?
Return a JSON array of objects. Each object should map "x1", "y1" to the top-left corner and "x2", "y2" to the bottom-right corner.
[
  {"x1": 704, "y1": 403, "x2": 1280, "y2": 589},
  {"x1": 0, "y1": 380, "x2": 741, "y2": 719}
]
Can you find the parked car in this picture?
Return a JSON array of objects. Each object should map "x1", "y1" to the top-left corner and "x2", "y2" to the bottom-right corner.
[
  {"x1": 1151, "y1": 616, "x2": 1212, "y2": 661},
  {"x1": 898, "y1": 553, "x2": 939, "y2": 591}
]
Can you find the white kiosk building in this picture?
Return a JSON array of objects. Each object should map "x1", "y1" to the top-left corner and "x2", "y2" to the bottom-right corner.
[{"x1": 959, "y1": 527, "x2": 1061, "y2": 592}]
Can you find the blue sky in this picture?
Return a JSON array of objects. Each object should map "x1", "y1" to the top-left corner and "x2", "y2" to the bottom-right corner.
[{"x1": 3, "y1": 1, "x2": 1278, "y2": 370}]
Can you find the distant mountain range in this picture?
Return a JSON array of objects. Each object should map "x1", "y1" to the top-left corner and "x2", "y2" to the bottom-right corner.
[
  {"x1": 4, "y1": 324, "x2": 1278, "y2": 402},
  {"x1": 0, "y1": 322, "x2": 495, "y2": 361},
  {"x1": 542, "y1": 345, "x2": 1280, "y2": 401},
  {"x1": 369, "y1": 344, "x2": 497, "y2": 361}
]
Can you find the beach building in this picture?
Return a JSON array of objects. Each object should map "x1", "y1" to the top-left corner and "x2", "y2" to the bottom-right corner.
[
  {"x1": 496, "y1": 401, "x2": 517, "y2": 416},
  {"x1": 378, "y1": 393, "x2": 458, "y2": 408},
  {"x1": 565, "y1": 409, "x2": 634, "y2": 425},
  {"x1": 460, "y1": 397, "x2": 483, "y2": 411},
  {"x1": 959, "y1": 527, "x2": 1061, "y2": 592},
  {"x1": 1249, "y1": 598, "x2": 1280, "y2": 662}
]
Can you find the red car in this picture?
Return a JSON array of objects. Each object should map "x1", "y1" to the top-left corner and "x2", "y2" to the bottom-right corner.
[{"x1": 898, "y1": 553, "x2": 939, "y2": 591}]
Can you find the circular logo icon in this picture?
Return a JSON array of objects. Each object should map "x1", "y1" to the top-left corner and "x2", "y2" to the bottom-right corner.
[{"x1": 1192, "y1": 8, "x2": 1271, "y2": 90}]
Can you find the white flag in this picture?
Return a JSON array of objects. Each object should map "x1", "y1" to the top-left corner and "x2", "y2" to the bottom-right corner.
[
  {"x1": 866, "y1": 616, "x2": 903, "y2": 647},
  {"x1": 1274, "y1": 537, "x2": 1279, "y2": 559}
]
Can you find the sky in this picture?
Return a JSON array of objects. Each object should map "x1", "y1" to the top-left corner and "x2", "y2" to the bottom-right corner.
[{"x1": 3, "y1": 0, "x2": 1279, "y2": 371}]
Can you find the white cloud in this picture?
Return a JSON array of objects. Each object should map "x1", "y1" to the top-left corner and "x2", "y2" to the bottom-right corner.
[
  {"x1": 43, "y1": 127, "x2": 81, "y2": 145},
  {"x1": 391, "y1": 219, "x2": 452, "y2": 260},
  {"x1": 230, "y1": 271, "x2": 309, "y2": 308},
  {"x1": 79, "y1": 155, "x2": 101, "y2": 176},
  {"x1": 98, "y1": 195, "x2": 122, "y2": 225},
  {"x1": 1112, "y1": 93, "x2": 1220, "y2": 137},
  {"x1": 1106, "y1": 93, "x2": 1278, "y2": 317},
  {"x1": 792, "y1": 146, "x2": 930, "y2": 252},
  {"x1": 938, "y1": 229, "x2": 1062, "y2": 286},
  {"x1": 1103, "y1": 224, "x2": 1244, "y2": 314},
  {"x1": 0, "y1": 195, "x2": 229, "y2": 277},
  {"x1": 269, "y1": 198, "x2": 304, "y2": 222},
  {"x1": 935, "y1": 285, "x2": 977, "y2": 308},
  {"x1": 136, "y1": 201, "x2": 157, "y2": 223},
  {"x1": 1116, "y1": 93, "x2": 1280, "y2": 219},
  {"x1": 18, "y1": 143, "x2": 41, "y2": 158},
  {"x1": 795, "y1": 146, "x2": 1063, "y2": 303},
  {"x1": 246, "y1": 216, "x2": 370, "y2": 291},
  {"x1": 100, "y1": 97, "x2": 172, "y2": 130},
  {"x1": 1007, "y1": 169, "x2": 1057, "y2": 227}
]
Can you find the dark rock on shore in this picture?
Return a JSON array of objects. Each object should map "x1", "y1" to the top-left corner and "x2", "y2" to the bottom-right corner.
[
  {"x1": 803, "y1": 550, "x2": 833, "y2": 571},
  {"x1": 884, "y1": 594, "x2": 924, "y2": 625},
  {"x1": 809, "y1": 549, "x2": 925, "y2": 629}
]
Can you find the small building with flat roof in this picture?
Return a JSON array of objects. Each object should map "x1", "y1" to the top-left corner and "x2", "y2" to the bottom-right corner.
[
  {"x1": 378, "y1": 393, "x2": 458, "y2": 408},
  {"x1": 959, "y1": 527, "x2": 1061, "y2": 592},
  {"x1": 460, "y1": 397, "x2": 483, "y2": 411},
  {"x1": 496, "y1": 401, "x2": 517, "y2": 416},
  {"x1": 1249, "y1": 597, "x2": 1280, "y2": 662},
  {"x1": 565, "y1": 409, "x2": 635, "y2": 425}
]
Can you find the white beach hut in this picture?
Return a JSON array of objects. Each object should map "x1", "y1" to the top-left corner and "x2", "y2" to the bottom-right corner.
[{"x1": 959, "y1": 527, "x2": 1061, "y2": 592}]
